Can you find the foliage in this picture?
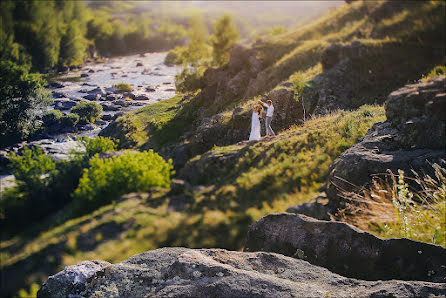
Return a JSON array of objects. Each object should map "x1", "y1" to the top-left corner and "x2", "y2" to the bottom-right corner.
[
  {"x1": 71, "y1": 101, "x2": 103, "y2": 123},
  {"x1": 76, "y1": 136, "x2": 118, "y2": 158},
  {"x1": 269, "y1": 25, "x2": 288, "y2": 36},
  {"x1": 42, "y1": 109, "x2": 63, "y2": 126},
  {"x1": 422, "y1": 65, "x2": 446, "y2": 81},
  {"x1": 175, "y1": 66, "x2": 205, "y2": 93},
  {"x1": 8, "y1": 146, "x2": 56, "y2": 194},
  {"x1": 60, "y1": 113, "x2": 80, "y2": 127},
  {"x1": 73, "y1": 150, "x2": 173, "y2": 213},
  {"x1": 114, "y1": 82, "x2": 132, "y2": 93},
  {"x1": 0, "y1": 61, "x2": 51, "y2": 145},
  {"x1": 210, "y1": 14, "x2": 239, "y2": 67},
  {"x1": 340, "y1": 163, "x2": 446, "y2": 247}
]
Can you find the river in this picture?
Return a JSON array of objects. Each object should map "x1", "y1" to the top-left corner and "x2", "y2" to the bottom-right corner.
[{"x1": 0, "y1": 52, "x2": 180, "y2": 191}]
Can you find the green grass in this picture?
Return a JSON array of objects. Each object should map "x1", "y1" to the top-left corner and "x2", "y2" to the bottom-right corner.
[{"x1": 100, "y1": 95, "x2": 193, "y2": 149}]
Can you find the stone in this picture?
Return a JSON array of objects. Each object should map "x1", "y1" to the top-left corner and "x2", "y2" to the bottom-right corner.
[
  {"x1": 38, "y1": 247, "x2": 446, "y2": 298},
  {"x1": 245, "y1": 213, "x2": 446, "y2": 283},
  {"x1": 106, "y1": 94, "x2": 122, "y2": 101},
  {"x1": 280, "y1": 82, "x2": 294, "y2": 88},
  {"x1": 88, "y1": 69, "x2": 95, "y2": 73},
  {"x1": 385, "y1": 76, "x2": 446, "y2": 149},
  {"x1": 145, "y1": 87, "x2": 156, "y2": 92},
  {"x1": 87, "y1": 87, "x2": 107, "y2": 97},
  {"x1": 83, "y1": 94, "x2": 101, "y2": 101},
  {"x1": 114, "y1": 100, "x2": 132, "y2": 107},
  {"x1": 46, "y1": 82, "x2": 65, "y2": 89},
  {"x1": 80, "y1": 73, "x2": 89, "y2": 78},
  {"x1": 170, "y1": 179, "x2": 190, "y2": 195},
  {"x1": 135, "y1": 94, "x2": 150, "y2": 100},
  {"x1": 101, "y1": 103, "x2": 121, "y2": 112},
  {"x1": 52, "y1": 91, "x2": 67, "y2": 99},
  {"x1": 321, "y1": 43, "x2": 342, "y2": 70},
  {"x1": 101, "y1": 114, "x2": 114, "y2": 121},
  {"x1": 54, "y1": 99, "x2": 77, "y2": 110},
  {"x1": 136, "y1": 62, "x2": 143, "y2": 67}
]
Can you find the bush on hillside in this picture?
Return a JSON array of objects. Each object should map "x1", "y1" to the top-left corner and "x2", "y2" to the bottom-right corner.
[
  {"x1": 114, "y1": 83, "x2": 132, "y2": 93},
  {"x1": 73, "y1": 150, "x2": 173, "y2": 213},
  {"x1": 42, "y1": 110, "x2": 63, "y2": 126},
  {"x1": 175, "y1": 67, "x2": 204, "y2": 93},
  {"x1": 71, "y1": 101, "x2": 102, "y2": 123},
  {"x1": 60, "y1": 113, "x2": 80, "y2": 127},
  {"x1": 423, "y1": 65, "x2": 446, "y2": 81},
  {"x1": 76, "y1": 136, "x2": 118, "y2": 158},
  {"x1": 8, "y1": 146, "x2": 56, "y2": 195}
]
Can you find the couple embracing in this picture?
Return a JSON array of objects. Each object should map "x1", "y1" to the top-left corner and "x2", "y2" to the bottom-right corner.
[{"x1": 249, "y1": 98, "x2": 276, "y2": 141}]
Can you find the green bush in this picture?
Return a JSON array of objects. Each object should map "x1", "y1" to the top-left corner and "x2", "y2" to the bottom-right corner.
[
  {"x1": 71, "y1": 101, "x2": 103, "y2": 123},
  {"x1": 73, "y1": 150, "x2": 173, "y2": 213},
  {"x1": 0, "y1": 61, "x2": 51, "y2": 145},
  {"x1": 42, "y1": 109, "x2": 63, "y2": 126},
  {"x1": 424, "y1": 65, "x2": 446, "y2": 81},
  {"x1": 8, "y1": 146, "x2": 56, "y2": 194},
  {"x1": 76, "y1": 136, "x2": 118, "y2": 158},
  {"x1": 60, "y1": 113, "x2": 80, "y2": 127},
  {"x1": 175, "y1": 67, "x2": 204, "y2": 93},
  {"x1": 114, "y1": 83, "x2": 132, "y2": 93}
]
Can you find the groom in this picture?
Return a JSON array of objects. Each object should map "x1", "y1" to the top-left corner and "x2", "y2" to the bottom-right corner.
[{"x1": 258, "y1": 98, "x2": 275, "y2": 137}]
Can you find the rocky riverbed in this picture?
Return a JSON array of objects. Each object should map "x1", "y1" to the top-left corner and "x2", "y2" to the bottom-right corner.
[{"x1": 0, "y1": 52, "x2": 179, "y2": 189}]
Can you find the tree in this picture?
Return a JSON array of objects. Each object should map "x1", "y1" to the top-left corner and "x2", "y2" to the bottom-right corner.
[
  {"x1": 0, "y1": 61, "x2": 51, "y2": 145},
  {"x1": 59, "y1": 20, "x2": 88, "y2": 66},
  {"x1": 210, "y1": 14, "x2": 239, "y2": 67}
]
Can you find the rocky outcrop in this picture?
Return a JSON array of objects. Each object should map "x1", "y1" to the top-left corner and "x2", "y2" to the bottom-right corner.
[
  {"x1": 245, "y1": 213, "x2": 446, "y2": 283},
  {"x1": 38, "y1": 247, "x2": 446, "y2": 298},
  {"x1": 199, "y1": 45, "x2": 263, "y2": 104},
  {"x1": 302, "y1": 40, "x2": 444, "y2": 116},
  {"x1": 323, "y1": 76, "x2": 446, "y2": 210},
  {"x1": 385, "y1": 76, "x2": 446, "y2": 149}
]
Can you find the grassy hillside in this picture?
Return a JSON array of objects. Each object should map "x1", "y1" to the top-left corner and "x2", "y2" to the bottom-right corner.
[
  {"x1": 2, "y1": 106, "x2": 384, "y2": 295},
  {"x1": 3, "y1": 0, "x2": 445, "y2": 296}
]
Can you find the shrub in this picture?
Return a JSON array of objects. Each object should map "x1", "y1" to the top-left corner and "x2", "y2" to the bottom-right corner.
[
  {"x1": 60, "y1": 113, "x2": 79, "y2": 127},
  {"x1": 76, "y1": 136, "x2": 118, "y2": 158},
  {"x1": 114, "y1": 83, "x2": 132, "y2": 93},
  {"x1": 71, "y1": 101, "x2": 102, "y2": 123},
  {"x1": 423, "y1": 65, "x2": 446, "y2": 81},
  {"x1": 165, "y1": 48, "x2": 180, "y2": 65},
  {"x1": 8, "y1": 146, "x2": 56, "y2": 194},
  {"x1": 175, "y1": 67, "x2": 204, "y2": 93},
  {"x1": 42, "y1": 109, "x2": 63, "y2": 126},
  {"x1": 0, "y1": 61, "x2": 51, "y2": 145},
  {"x1": 73, "y1": 150, "x2": 173, "y2": 213}
]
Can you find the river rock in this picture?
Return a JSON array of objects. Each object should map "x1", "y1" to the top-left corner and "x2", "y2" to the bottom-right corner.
[
  {"x1": 54, "y1": 99, "x2": 77, "y2": 110},
  {"x1": 88, "y1": 69, "x2": 95, "y2": 73},
  {"x1": 80, "y1": 73, "x2": 89, "y2": 78},
  {"x1": 37, "y1": 247, "x2": 446, "y2": 298},
  {"x1": 136, "y1": 62, "x2": 143, "y2": 67},
  {"x1": 83, "y1": 94, "x2": 101, "y2": 101},
  {"x1": 135, "y1": 94, "x2": 150, "y2": 100},
  {"x1": 145, "y1": 87, "x2": 156, "y2": 92},
  {"x1": 106, "y1": 94, "x2": 122, "y2": 101},
  {"x1": 114, "y1": 100, "x2": 132, "y2": 107},
  {"x1": 47, "y1": 82, "x2": 65, "y2": 89},
  {"x1": 245, "y1": 213, "x2": 446, "y2": 283},
  {"x1": 87, "y1": 87, "x2": 107, "y2": 97},
  {"x1": 101, "y1": 103, "x2": 121, "y2": 111},
  {"x1": 52, "y1": 91, "x2": 67, "y2": 98}
]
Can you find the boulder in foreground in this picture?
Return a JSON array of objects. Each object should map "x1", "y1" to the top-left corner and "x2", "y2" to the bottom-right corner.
[
  {"x1": 245, "y1": 213, "x2": 446, "y2": 283},
  {"x1": 38, "y1": 247, "x2": 445, "y2": 298}
]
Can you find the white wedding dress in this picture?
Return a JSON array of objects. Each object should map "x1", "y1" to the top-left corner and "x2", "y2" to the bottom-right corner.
[{"x1": 249, "y1": 112, "x2": 261, "y2": 141}]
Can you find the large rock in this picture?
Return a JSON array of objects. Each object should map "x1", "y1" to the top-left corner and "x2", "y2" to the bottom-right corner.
[
  {"x1": 38, "y1": 247, "x2": 446, "y2": 298},
  {"x1": 245, "y1": 213, "x2": 446, "y2": 283},
  {"x1": 54, "y1": 99, "x2": 77, "y2": 110},
  {"x1": 385, "y1": 76, "x2": 446, "y2": 149},
  {"x1": 324, "y1": 121, "x2": 445, "y2": 210},
  {"x1": 323, "y1": 77, "x2": 446, "y2": 210}
]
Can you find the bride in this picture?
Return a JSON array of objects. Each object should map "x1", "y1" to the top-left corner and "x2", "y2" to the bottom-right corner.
[{"x1": 249, "y1": 105, "x2": 263, "y2": 141}]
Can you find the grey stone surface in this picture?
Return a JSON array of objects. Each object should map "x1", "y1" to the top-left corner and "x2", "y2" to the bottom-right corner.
[
  {"x1": 245, "y1": 213, "x2": 446, "y2": 283},
  {"x1": 38, "y1": 247, "x2": 446, "y2": 298}
]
